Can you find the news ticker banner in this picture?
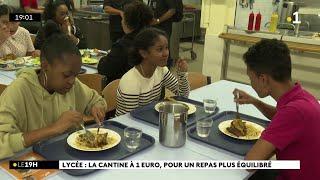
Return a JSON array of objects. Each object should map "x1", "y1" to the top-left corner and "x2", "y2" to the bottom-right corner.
[{"x1": 9, "y1": 160, "x2": 300, "y2": 170}]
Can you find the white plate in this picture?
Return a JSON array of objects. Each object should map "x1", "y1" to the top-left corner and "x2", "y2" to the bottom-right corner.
[
  {"x1": 218, "y1": 120, "x2": 265, "y2": 140},
  {"x1": 154, "y1": 101, "x2": 197, "y2": 115},
  {"x1": 67, "y1": 128, "x2": 121, "y2": 151}
]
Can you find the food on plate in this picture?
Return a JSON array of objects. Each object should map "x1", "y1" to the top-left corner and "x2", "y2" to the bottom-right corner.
[
  {"x1": 14, "y1": 58, "x2": 25, "y2": 66},
  {"x1": 31, "y1": 57, "x2": 40, "y2": 65},
  {"x1": 76, "y1": 132, "x2": 108, "y2": 148},
  {"x1": 0, "y1": 60, "x2": 6, "y2": 65},
  {"x1": 226, "y1": 119, "x2": 247, "y2": 137},
  {"x1": 82, "y1": 57, "x2": 98, "y2": 64},
  {"x1": 5, "y1": 63, "x2": 16, "y2": 70},
  {"x1": 1, "y1": 54, "x2": 16, "y2": 61},
  {"x1": 312, "y1": 32, "x2": 320, "y2": 38},
  {"x1": 93, "y1": 48, "x2": 99, "y2": 53}
]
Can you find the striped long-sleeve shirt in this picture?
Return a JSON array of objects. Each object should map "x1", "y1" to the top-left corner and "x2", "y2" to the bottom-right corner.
[{"x1": 116, "y1": 66, "x2": 190, "y2": 116}]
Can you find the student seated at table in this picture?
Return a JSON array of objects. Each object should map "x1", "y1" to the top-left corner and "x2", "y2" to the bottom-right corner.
[
  {"x1": 234, "y1": 39, "x2": 320, "y2": 180},
  {"x1": 0, "y1": 5, "x2": 40, "y2": 58},
  {"x1": 0, "y1": 30, "x2": 107, "y2": 160},
  {"x1": 0, "y1": 11, "x2": 10, "y2": 46},
  {"x1": 115, "y1": 28, "x2": 190, "y2": 116},
  {"x1": 98, "y1": 0, "x2": 153, "y2": 85},
  {"x1": 35, "y1": 0, "x2": 86, "y2": 49}
]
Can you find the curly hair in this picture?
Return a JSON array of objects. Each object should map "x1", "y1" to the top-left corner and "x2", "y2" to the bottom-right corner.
[
  {"x1": 43, "y1": 0, "x2": 67, "y2": 21},
  {"x1": 129, "y1": 27, "x2": 168, "y2": 66},
  {"x1": 243, "y1": 39, "x2": 292, "y2": 82},
  {"x1": 123, "y1": 1, "x2": 153, "y2": 31}
]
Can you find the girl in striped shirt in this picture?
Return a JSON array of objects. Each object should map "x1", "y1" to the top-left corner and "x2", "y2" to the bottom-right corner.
[{"x1": 116, "y1": 28, "x2": 190, "y2": 116}]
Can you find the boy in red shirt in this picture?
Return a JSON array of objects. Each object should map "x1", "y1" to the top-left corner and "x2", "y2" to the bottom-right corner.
[{"x1": 234, "y1": 39, "x2": 320, "y2": 180}]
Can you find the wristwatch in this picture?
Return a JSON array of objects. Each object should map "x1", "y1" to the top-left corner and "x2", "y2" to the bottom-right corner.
[{"x1": 156, "y1": 18, "x2": 160, "y2": 24}]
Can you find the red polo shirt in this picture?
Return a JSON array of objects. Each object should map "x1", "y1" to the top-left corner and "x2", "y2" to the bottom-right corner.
[
  {"x1": 261, "y1": 83, "x2": 320, "y2": 180},
  {"x1": 21, "y1": 0, "x2": 38, "y2": 9}
]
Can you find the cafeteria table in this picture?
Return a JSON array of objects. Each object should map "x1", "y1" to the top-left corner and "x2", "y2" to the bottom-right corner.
[
  {"x1": 0, "y1": 74, "x2": 13, "y2": 85},
  {"x1": 0, "y1": 80, "x2": 276, "y2": 180},
  {"x1": 0, "y1": 66, "x2": 98, "y2": 85}
]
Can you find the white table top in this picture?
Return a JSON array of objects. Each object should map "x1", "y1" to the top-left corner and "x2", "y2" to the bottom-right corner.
[
  {"x1": 0, "y1": 80, "x2": 277, "y2": 180},
  {"x1": 0, "y1": 66, "x2": 98, "y2": 85},
  {"x1": 0, "y1": 74, "x2": 14, "y2": 85}
]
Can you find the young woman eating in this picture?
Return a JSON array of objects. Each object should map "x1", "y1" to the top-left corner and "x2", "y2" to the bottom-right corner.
[
  {"x1": 116, "y1": 27, "x2": 190, "y2": 116},
  {"x1": 35, "y1": 0, "x2": 86, "y2": 49},
  {"x1": 0, "y1": 29, "x2": 107, "y2": 160}
]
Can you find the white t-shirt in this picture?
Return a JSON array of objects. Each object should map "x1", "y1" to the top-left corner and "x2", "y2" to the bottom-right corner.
[
  {"x1": 116, "y1": 66, "x2": 190, "y2": 116},
  {"x1": 0, "y1": 27, "x2": 35, "y2": 58}
]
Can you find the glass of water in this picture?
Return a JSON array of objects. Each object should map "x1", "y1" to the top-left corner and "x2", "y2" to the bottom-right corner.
[
  {"x1": 196, "y1": 118, "x2": 213, "y2": 138},
  {"x1": 124, "y1": 127, "x2": 142, "y2": 150},
  {"x1": 203, "y1": 99, "x2": 217, "y2": 113}
]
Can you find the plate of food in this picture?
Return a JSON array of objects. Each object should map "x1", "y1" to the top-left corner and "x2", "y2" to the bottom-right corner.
[
  {"x1": 20, "y1": 56, "x2": 40, "y2": 67},
  {"x1": 218, "y1": 119, "x2": 265, "y2": 140},
  {"x1": 0, "y1": 60, "x2": 23, "y2": 71},
  {"x1": 80, "y1": 48, "x2": 105, "y2": 57},
  {"x1": 82, "y1": 15, "x2": 104, "y2": 20},
  {"x1": 29, "y1": 57, "x2": 40, "y2": 66},
  {"x1": 82, "y1": 57, "x2": 99, "y2": 64},
  {"x1": 67, "y1": 128, "x2": 121, "y2": 151},
  {"x1": 1, "y1": 54, "x2": 17, "y2": 61},
  {"x1": 14, "y1": 57, "x2": 25, "y2": 66},
  {"x1": 154, "y1": 101, "x2": 197, "y2": 115},
  {"x1": 0, "y1": 63, "x2": 22, "y2": 71},
  {"x1": 312, "y1": 32, "x2": 320, "y2": 39}
]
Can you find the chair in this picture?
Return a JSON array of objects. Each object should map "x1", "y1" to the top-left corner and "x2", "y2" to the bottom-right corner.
[
  {"x1": 0, "y1": 84, "x2": 7, "y2": 95},
  {"x1": 102, "y1": 79, "x2": 120, "y2": 113},
  {"x1": 77, "y1": 74, "x2": 104, "y2": 94},
  {"x1": 187, "y1": 72, "x2": 212, "y2": 90}
]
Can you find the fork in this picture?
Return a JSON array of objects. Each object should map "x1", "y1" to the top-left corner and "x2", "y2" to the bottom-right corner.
[
  {"x1": 236, "y1": 91, "x2": 240, "y2": 119},
  {"x1": 79, "y1": 121, "x2": 96, "y2": 141},
  {"x1": 69, "y1": 106, "x2": 94, "y2": 139},
  {"x1": 97, "y1": 123, "x2": 102, "y2": 135}
]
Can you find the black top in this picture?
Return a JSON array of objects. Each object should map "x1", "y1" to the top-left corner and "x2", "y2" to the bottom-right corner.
[
  {"x1": 103, "y1": 0, "x2": 132, "y2": 33},
  {"x1": 97, "y1": 31, "x2": 138, "y2": 84},
  {"x1": 148, "y1": 0, "x2": 176, "y2": 24},
  {"x1": 34, "y1": 22, "x2": 87, "y2": 49}
]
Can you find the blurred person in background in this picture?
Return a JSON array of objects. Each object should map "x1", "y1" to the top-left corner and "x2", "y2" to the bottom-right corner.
[
  {"x1": 98, "y1": 0, "x2": 153, "y2": 85},
  {"x1": 0, "y1": 5, "x2": 39, "y2": 58},
  {"x1": 34, "y1": 0, "x2": 86, "y2": 49},
  {"x1": 103, "y1": 0, "x2": 133, "y2": 45}
]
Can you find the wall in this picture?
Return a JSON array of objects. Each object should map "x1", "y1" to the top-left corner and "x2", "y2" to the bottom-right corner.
[
  {"x1": 201, "y1": 0, "x2": 320, "y2": 80},
  {"x1": 225, "y1": 42, "x2": 320, "y2": 98},
  {"x1": 200, "y1": 0, "x2": 237, "y2": 81},
  {"x1": 234, "y1": 0, "x2": 283, "y2": 31},
  {"x1": 301, "y1": 0, "x2": 320, "y2": 7},
  {"x1": 201, "y1": 0, "x2": 320, "y2": 98}
]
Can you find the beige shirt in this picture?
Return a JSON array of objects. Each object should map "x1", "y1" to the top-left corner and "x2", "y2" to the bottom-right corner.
[{"x1": 0, "y1": 27, "x2": 35, "y2": 58}]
